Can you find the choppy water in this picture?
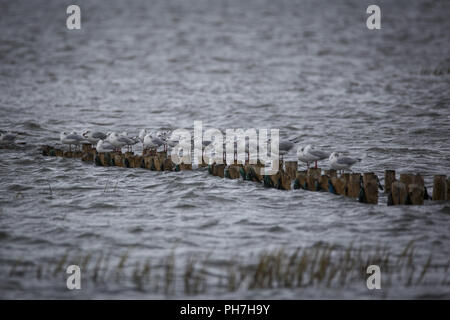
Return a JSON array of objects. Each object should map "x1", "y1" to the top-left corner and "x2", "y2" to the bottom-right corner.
[{"x1": 0, "y1": 0, "x2": 449, "y2": 299}]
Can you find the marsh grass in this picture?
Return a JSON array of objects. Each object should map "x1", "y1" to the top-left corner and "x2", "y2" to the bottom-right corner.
[{"x1": 5, "y1": 242, "x2": 449, "y2": 296}]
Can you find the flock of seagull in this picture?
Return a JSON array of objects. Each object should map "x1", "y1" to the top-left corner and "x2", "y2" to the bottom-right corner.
[{"x1": 58, "y1": 130, "x2": 362, "y2": 172}]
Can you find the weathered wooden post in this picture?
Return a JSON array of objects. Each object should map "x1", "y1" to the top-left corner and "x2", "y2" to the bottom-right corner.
[
  {"x1": 447, "y1": 178, "x2": 450, "y2": 201},
  {"x1": 42, "y1": 145, "x2": 51, "y2": 156},
  {"x1": 362, "y1": 172, "x2": 378, "y2": 204},
  {"x1": 390, "y1": 181, "x2": 407, "y2": 205},
  {"x1": 294, "y1": 171, "x2": 307, "y2": 189},
  {"x1": 306, "y1": 168, "x2": 321, "y2": 191},
  {"x1": 163, "y1": 157, "x2": 173, "y2": 171},
  {"x1": 324, "y1": 169, "x2": 337, "y2": 178},
  {"x1": 113, "y1": 153, "x2": 124, "y2": 167},
  {"x1": 347, "y1": 173, "x2": 361, "y2": 198},
  {"x1": 268, "y1": 172, "x2": 281, "y2": 189},
  {"x1": 226, "y1": 165, "x2": 241, "y2": 179},
  {"x1": 432, "y1": 175, "x2": 448, "y2": 201},
  {"x1": 143, "y1": 155, "x2": 153, "y2": 169},
  {"x1": 408, "y1": 184, "x2": 424, "y2": 205},
  {"x1": 331, "y1": 176, "x2": 346, "y2": 195},
  {"x1": 215, "y1": 164, "x2": 225, "y2": 178},
  {"x1": 63, "y1": 151, "x2": 73, "y2": 158},
  {"x1": 280, "y1": 171, "x2": 291, "y2": 190},
  {"x1": 400, "y1": 173, "x2": 414, "y2": 187},
  {"x1": 179, "y1": 163, "x2": 192, "y2": 170},
  {"x1": 55, "y1": 149, "x2": 63, "y2": 157},
  {"x1": 319, "y1": 175, "x2": 329, "y2": 191},
  {"x1": 384, "y1": 170, "x2": 396, "y2": 194},
  {"x1": 284, "y1": 161, "x2": 298, "y2": 180},
  {"x1": 153, "y1": 156, "x2": 163, "y2": 171}
]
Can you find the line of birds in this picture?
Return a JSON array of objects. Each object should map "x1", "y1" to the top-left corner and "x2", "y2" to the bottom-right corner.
[{"x1": 58, "y1": 130, "x2": 362, "y2": 172}]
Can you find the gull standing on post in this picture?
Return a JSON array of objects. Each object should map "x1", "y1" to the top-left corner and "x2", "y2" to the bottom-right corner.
[
  {"x1": 329, "y1": 152, "x2": 361, "y2": 173},
  {"x1": 82, "y1": 130, "x2": 107, "y2": 146},
  {"x1": 96, "y1": 140, "x2": 115, "y2": 153},
  {"x1": 297, "y1": 144, "x2": 330, "y2": 168},
  {"x1": 60, "y1": 131, "x2": 86, "y2": 152}
]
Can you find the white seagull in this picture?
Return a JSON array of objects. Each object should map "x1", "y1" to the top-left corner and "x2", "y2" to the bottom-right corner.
[
  {"x1": 60, "y1": 132, "x2": 86, "y2": 151},
  {"x1": 107, "y1": 132, "x2": 136, "y2": 152},
  {"x1": 298, "y1": 144, "x2": 330, "y2": 168},
  {"x1": 96, "y1": 140, "x2": 115, "y2": 153},
  {"x1": 82, "y1": 130, "x2": 107, "y2": 145},
  {"x1": 329, "y1": 152, "x2": 361, "y2": 173},
  {"x1": 143, "y1": 133, "x2": 165, "y2": 154}
]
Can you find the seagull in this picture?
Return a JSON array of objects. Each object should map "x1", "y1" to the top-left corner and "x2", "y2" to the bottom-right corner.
[
  {"x1": 60, "y1": 132, "x2": 86, "y2": 151},
  {"x1": 82, "y1": 130, "x2": 107, "y2": 146},
  {"x1": 107, "y1": 132, "x2": 136, "y2": 152},
  {"x1": 143, "y1": 133, "x2": 164, "y2": 154},
  {"x1": 157, "y1": 130, "x2": 171, "y2": 151},
  {"x1": 298, "y1": 145, "x2": 330, "y2": 168},
  {"x1": 0, "y1": 132, "x2": 17, "y2": 145},
  {"x1": 96, "y1": 139, "x2": 115, "y2": 153},
  {"x1": 329, "y1": 152, "x2": 361, "y2": 173},
  {"x1": 279, "y1": 140, "x2": 295, "y2": 161}
]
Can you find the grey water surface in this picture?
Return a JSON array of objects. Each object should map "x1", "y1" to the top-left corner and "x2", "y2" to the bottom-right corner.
[{"x1": 0, "y1": 0, "x2": 449, "y2": 299}]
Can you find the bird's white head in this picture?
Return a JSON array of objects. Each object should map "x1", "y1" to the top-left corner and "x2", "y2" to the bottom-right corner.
[{"x1": 329, "y1": 152, "x2": 339, "y2": 160}]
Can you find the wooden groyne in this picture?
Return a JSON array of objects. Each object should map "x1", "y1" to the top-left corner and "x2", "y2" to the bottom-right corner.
[{"x1": 41, "y1": 145, "x2": 448, "y2": 206}]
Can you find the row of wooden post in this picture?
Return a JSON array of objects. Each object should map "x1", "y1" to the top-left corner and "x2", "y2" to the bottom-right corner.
[
  {"x1": 41, "y1": 145, "x2": 448, "y2": 205},
  {"x1": 208, "y1": 161, "x2": 379, "y2": 203},
  {"x1": 41, "y1": 145, "x2": 192, "y2": 171},
  {"x1": 385, "y1": 170, "x2": 448, "y2": 204},
  {"x1": 210, "y1": 161, "x2": 449, "y2": 205}
]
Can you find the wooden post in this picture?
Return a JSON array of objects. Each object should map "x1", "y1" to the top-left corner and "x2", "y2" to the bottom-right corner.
[
  {"x1": 408, "y1": 184, "x2": 424, "y2": 205},
  {"x1": 447, "y1": 178, "x2": 450, "y2": 201},
  {"x1": 55, "y1": 149, "x2": 63, "y2": 157},
  {"x1": 306, "y1": 168, "x2": 321, "y2": 191},
  {"x1": 143, "y1": 156, "x2": 153, "y2": 169},
  {"x1": 384, "y1": 170, "x2": 396, "y2": 194},
  {"x1": 63, "y1": 151, "x2": 73, "y2": 158},
  {"x1": 362, "y1": 173, "x2": 378, "y2": 204},
  {"x1": 324, "y1": 169, "x2": 337, "y2": 178},
  {"x1": 163, "y1": 157, "x2": 173, "y2": 171},
  {"x1": 82, "y1": 144, "x2": 93, "y2": 153},
  {"x1": 400, "y1": 173, "x2": 414, "y2": 187},
  {"x1": 391, "y1": 181, "x2": 407, "y2": 205},
  {"x1": 215, "y1": 164, "x2": 225, "y2": 178},
  {"x1": 280, "y1": 171, "x2": 291, "y2": 190},
  {"x1": 432, "y1": 175, "x2": 448, "y2": 201},
  {"x1": 347, "y1": 173, "x2": 361, "y2": 198},
  {"x1": 307, "y1": 168, "x2": 321, "y2": 178},
  {"x1": 179, "y1": 163, "x2": 192, "y2": 170},
  {"x1": 114, "y1": 153, "x2": 124, "y2": 167},
  {"x1": 268, "y1": 172, "x2": 281, "y2": 189},
  {"x1": 82, "y1": 151, "x2": 95, "y2": 162},
  {"x1": 284, "y1": 161, "x2": 298, "y2": 180},
  {"x1": 319, "y1": 175, "x2": 329, "y2": 191},
  {"x1": 295, "y1": 172, "x2": 307, "y2": 189},
  {"x1": 227, "y1": 165, "x2": 241, "y2": 179},
  {"x1": 153, "y1": 157, "x2": 163, "y2": 171},
  {"x1": 331, "y1": 176, "x2": 346, "y2": 195},
  {"x1": 42, "y1": 145, "x2": 51, "y2": 156}
]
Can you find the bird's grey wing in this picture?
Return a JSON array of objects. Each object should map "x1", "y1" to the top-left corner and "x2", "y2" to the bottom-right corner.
[
  {"x1": 93, "y1": 132, "x2": 107, "y2": 139},
  {"x1": 309, "y1": 149, "x2": 329, "y2": 159},
  {"x1": 153, "y1": 137, "x2": 164, "y2": 145},
  {"x1": 66, "y1": 134, "x2": 83, "y2": 140},
  {"x1": 336, "y1": 157, "x2": 358, "y2": 165}
]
